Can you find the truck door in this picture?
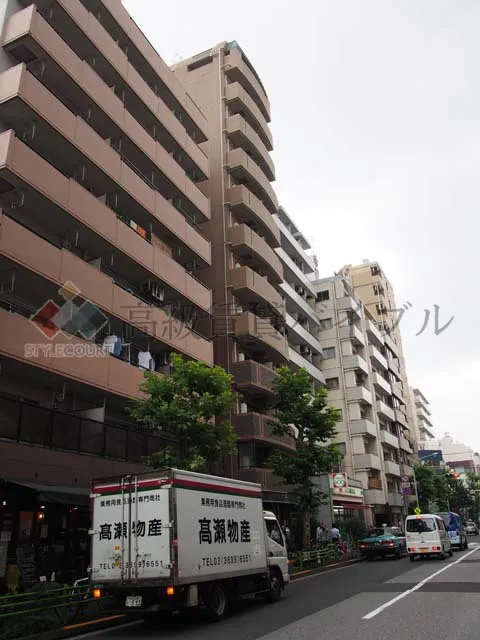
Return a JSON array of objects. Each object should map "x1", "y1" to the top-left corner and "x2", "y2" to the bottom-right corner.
[{"x1": 91, "y1": 475, "x2": 172, "y2": 583}]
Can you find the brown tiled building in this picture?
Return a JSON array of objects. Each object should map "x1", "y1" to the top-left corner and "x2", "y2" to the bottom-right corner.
[
  {"x1": 173, "y1": 42, "x2": 297, "y2": 507},
  {"x1": 0, "y1": 0, "x2": 214, "y2": 582}
]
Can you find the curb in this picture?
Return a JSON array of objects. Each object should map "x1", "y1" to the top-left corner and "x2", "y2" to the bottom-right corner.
[{"x1": 290, "y1": 556, "x2": 363, "y2": 579}]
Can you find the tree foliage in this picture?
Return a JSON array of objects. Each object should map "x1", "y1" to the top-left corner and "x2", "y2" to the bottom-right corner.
[
  {"x1": 268, "y1": 367, "x2": 341, "y2": 545},
  {"x1": 129, "y1": 353, "x2": 238, "y2": 472},
  {"x1": 413, "y1": 465, "x2": 479, "y2": 518}
]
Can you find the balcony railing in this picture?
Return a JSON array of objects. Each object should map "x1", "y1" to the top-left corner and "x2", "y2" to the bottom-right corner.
[{"x1": 0, "y1": 394, "x2": 169, "y2": 462}]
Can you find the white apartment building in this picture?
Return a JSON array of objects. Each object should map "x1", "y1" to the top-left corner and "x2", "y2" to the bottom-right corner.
[
  {"x1": 274, "y1": 207, "x2": 325, "y2": 389},
  {"x1": 313, "y1": 274, "x2": 415, "y2": 526},
  {"x1": 410, "y1": 387, "x2": 435, "y2": 441}
]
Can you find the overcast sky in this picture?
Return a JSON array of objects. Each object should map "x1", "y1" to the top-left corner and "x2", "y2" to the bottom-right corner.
[{"x1": 124, "y1": 0, "x2": 479, "y2": 451}]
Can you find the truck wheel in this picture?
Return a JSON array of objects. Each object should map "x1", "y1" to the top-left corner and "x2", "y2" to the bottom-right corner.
[
  {"x1": 205, "y1": 584, "x2": 229, "y2": 622},
  {"x1": 266, "y1": 568, "x2": 282, "y2": 603}
]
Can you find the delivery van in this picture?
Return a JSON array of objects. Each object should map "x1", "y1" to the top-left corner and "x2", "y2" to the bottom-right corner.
[
  {"x1": 405, "y1": 514, "x2": 452, "y2": 561},
  {"x1": 89, "y1": 469, "x2": 289, "y2": 621},
  {"x1": 435, "y1": 511, "x2": 468, "y2": 550}
]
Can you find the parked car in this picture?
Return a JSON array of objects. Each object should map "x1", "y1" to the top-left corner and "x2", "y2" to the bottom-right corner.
[
  {"x1": 359, "y1": 526, "x2": 406, "y2": 561},
  {"x1": 465, "y1": 521, "x2": 479, "y2": 535}
]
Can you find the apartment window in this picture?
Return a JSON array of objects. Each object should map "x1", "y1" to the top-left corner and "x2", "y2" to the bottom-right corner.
[
  {"x1": 320, "y1": 318, "x2": 333, "y2": 330},
  {"x1": 325, "y1": 377, "x2": 340, "y2": 390},
  {"x1": 316, "y1": 290, "x2": 330, "y2": 302},
  {"x1": 371, "y1": 265, "x2": 381, "y2": 276},
  {"x1": 373, "y1": 283, "x2": 383, "y2": 296},
  {"x1": 322, "y1": 347, "x2": 336, "y2": 359}
]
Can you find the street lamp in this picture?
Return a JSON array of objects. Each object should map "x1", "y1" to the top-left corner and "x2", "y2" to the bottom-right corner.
[{"x1": 412, "y1": 451, "x2": 442, "y2": 511}]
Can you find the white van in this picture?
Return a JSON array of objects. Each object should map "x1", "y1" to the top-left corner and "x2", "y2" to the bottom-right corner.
[{"x1": 405, "y1": 514, "x2": 453, "y2": 561}]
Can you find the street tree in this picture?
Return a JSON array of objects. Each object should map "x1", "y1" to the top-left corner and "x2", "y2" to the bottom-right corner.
[
  {"x1": 129, "y1": 353, "x2": 238, "y2": 472},
  {"x1": 268, "y1": 366, "x2": 341, "y2": 548},
  {"x1": 412, "y1": 464, "x2": 436, "y2": 512},
  {"x1": 466, "y1": 474, "x2": 480, "y2": 522}
]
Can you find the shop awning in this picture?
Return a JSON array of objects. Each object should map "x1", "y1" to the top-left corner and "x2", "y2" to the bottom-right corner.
[
  {"x1": 334, "y1": 501, "x2": 370, "y2": 510},
  {"x1": 10, "y1": 481, "x2": 90, "y2": 506}
]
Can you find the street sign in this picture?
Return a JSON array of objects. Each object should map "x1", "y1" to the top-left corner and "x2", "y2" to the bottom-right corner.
[
  {"x1": 402, "y1": 486, "x2": 412, "y2": 496},
  {"x1": 414, "y1": 506, "x2": 421, "y2": 515},
  {"x1": 401, "y1": 475, "x2": 409, "y2": 483}
]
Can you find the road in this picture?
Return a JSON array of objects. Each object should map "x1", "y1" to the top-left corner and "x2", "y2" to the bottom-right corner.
[{"x1": 78, "y1": 536, "x2": 480, "y2": 640}]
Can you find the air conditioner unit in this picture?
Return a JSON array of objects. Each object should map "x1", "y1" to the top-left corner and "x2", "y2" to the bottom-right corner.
[{"x1": 300, "y1": 345, "x2": 311, "y2": 356}]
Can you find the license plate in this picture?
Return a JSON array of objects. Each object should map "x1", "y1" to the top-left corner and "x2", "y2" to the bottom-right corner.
[
  {"x1": 125, "y1": 595, "x2": 142, "y2": 608},
  {"x1": 420, "y1": 547, "x2": 428, "y2": 552}
]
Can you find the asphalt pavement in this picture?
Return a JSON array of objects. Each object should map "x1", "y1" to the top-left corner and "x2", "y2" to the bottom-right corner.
[{"x1": 75, "y1": 535, "x2": 480, "y2": 640}]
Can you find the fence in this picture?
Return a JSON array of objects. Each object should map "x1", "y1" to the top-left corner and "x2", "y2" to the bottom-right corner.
[{"x1": 289, "y1": 541, "x2": 361, "y2": 572}]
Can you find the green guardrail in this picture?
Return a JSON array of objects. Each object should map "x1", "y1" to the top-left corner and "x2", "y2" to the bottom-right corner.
[
  {"x1": 289, "y1": 542, "x2": 361, "y2": 572},
  {"x1": 0, "y1": 583, "x2": 106, "y2": 640}
]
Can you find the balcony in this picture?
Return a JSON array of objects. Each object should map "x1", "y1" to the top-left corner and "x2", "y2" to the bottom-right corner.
[
  {"x1": 70, "y1": 0, "x2": 209, "y2": 141},
  {"x1": 384, "y1": 332, "x2": 399, "y2": 356},
  {"x1": 350, "y1": 419, "x2": 377, "y2": 438},
  {"x1": 387, "y1": 492, "x2": 404, "y2": 508},
  {"x1": 339, "y1": 324, "x2": 365, "y2": 346},
  {"x1": 0, "y1": 393, "x2": 169, "y2": 462},
  {"x1": 235, "y1": 468, "x2": 289, "y2": 492},
  {"x1": 380, "y1": 429, "x2": 399, "y2": 449},
  {"x1": 3, "y1": 3, "x2": 209, "y2": 183},
  {"x1": 376, "y1": 399, "x2": 395, "y2": 421},
  {"x1": 285, "y1": 313, "x2": 322, "y2": 354},
  {"x1": 232, "y1": 412, "x2": 296, "y2": 451},
  {"x1": 276, "y1": 248, "x2": 316, "y2": 297},
  {"x1": 0, "y1": 308, "x2": 146, "y2": 399},
  {"x1": 383, "y1": 460, "x2": 401, "y2": 477},
  {"x1": 225, "y1": 45, "x2": 271, "y2": 122},
  {"x1": 354, "y1": 453, "x2": 382, "y2": 471},
  {"x1": 336, "y1": 296, "x2": 362, "y2": 317},
  {"x1": 226, "y1": 114, "x2": 274, "y2": 181},
  {"x1": 419, "y1": 423, "x2": 435, "y2": 439},
  {"x1": 392, "y1": 381, "x2": 404, "y2": 400},
  {"x1": 364, "y1": 489, "x2": 385, "y2": 505},
  {"x1": 230, "y1": 266, "x2": 284, "y2": 317},
  {"x1": 229, "y1": 224, "x2": 283, "y2": 285},
  {"x1": 273, "y1": 215, "x2": 316, "y2": 274},
  {"x1": 225, "y1": 82, "x2": 273, "y2": 151},
  {"x1": 399, "y1": 435, "x2": 413, "y2": 453},
  {"x1": 0, "y1": 213, "x2": 213, "y2": 364},
  {"x1": 366, "y1": 319, "x2": 383, "y2": 343},
  {"x1": 0, "y1": 65, "x2": 212, "y2": 265},
  {"x1": 227, "y1": 185, "x2": 280, "y2": 249},
  {"x1": 346, "y1": 385, "x2": 373, "y2": 405},
  {"x1": 280, "y1": 282, "x2": 319, "y2": 326},
  {"x1": 227, "y1": 148, "x2": 278, "y2": 214},
  {"x1": 388, "y1": 357, "x2": 401, "y2": 376},
  {"x1": 342, "y1": 354, "x2": 369, "y2": 374},
  {"x1": 372, "y1": 372, "x2": 392, "y2": 394},
  {"x1": 234, "y1": 313, "x2": 288, "y2": 365},
  {"x1": 231, "y1": 359, "x2": 276, "y2": 396},
  {"x1": 368, "y1": 344, "x2": 388, "y2": 371},
  {"x1": 0, "y1": 130, "x2": 211, "y2": 312},
  {"x1": 395, "y1": 408, "x2": 408, "y2": 428},
  {"x1": 288, "y1": 347, "x2": 325, "y2": 386}
]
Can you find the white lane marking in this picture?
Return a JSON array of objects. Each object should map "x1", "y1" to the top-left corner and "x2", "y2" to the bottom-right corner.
[
  {"x1": 70, "y1": 620, "x2": 142, "y2": 639},
  {"x1": 362, "y1": 545, "x2": 480, "y2": 620}
]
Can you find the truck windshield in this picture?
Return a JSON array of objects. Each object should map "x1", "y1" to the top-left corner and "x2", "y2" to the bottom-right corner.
[
  {"x1": 265, "y1": 520, "x2": 283, "y2": 544},
  {"x1": 407, "y1": 518, "x2": 436, "y2": 533}
]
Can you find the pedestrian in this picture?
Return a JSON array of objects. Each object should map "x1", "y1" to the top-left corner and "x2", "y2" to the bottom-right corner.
[
  {"x1": 331, "y1": 523, "x2": 340, "y2": 543},
  {"x1": 316, "y1": 522, "x2": 326, "y2": 547}
]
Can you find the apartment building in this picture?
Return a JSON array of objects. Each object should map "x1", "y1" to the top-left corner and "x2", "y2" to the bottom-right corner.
[
  {"x1": 274, "y1": 207, "x2": 324, "y2": 390},
  {"x1": 314, "y1": 274, "x2": 415, "y2": 526},
  {"x1": 410, "y1": 387, "x2": 435, "y2": 442},
  {"x1": 173, "y1": 42, "x2": 295, "y2": 507},
  {"x1": 0, "y1": 0, "x2": 214, "y2": 562}
]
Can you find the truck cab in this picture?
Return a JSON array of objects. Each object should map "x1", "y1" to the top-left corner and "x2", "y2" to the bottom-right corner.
[{"x1": 263, "y1": 511, "x2": 290, "y2": 587}]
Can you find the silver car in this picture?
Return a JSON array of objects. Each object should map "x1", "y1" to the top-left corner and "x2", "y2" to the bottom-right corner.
[{"x1": 465, "y1": 521, "x2": 479, "y2": 535}]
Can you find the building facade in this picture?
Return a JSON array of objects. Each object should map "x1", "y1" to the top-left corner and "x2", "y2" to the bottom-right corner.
[
  {"x1": 314, "y1": 274, "x2": 415, "y2": 526},
  {"x1": 173, "y1": 42, "x2": 296, "y2": 509},
  {"x1": 0, "y1": 0, "x2": 214, "y2": 584},
  {"x1": 274, "y1": 207, "x2": 324, "y2": 390},
  {"x1": 410, "y1": 387, "x2": 435, "y2": 442}
]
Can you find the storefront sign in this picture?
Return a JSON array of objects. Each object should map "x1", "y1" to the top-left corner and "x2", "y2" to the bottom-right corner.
[
  {"x1": 333, "y1": 486, "x2": 364, "y2": 498},
  {"x1": 331, "y1": 473, "x2": 347, "y2": 489}
]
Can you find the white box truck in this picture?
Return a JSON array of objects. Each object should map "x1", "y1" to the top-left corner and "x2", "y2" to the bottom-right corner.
[{"x1": 89, "y1": 469, "x2": 289, "y2": 620}]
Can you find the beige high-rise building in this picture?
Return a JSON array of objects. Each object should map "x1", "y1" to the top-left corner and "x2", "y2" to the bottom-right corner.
[
  {"x1": 339, "y1": 260, "x2": 417, "y2": 453},
  {"x1": 314, "y1": 274, "x2": 415, "y2": 526},
  {"x1": 410, "y1": 387, "x2": 435, "y2": 442}
]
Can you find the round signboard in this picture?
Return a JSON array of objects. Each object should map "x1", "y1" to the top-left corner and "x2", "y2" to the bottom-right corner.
[{"x1": 332, "y1": 473, "x2": 347, "y2": 488}]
